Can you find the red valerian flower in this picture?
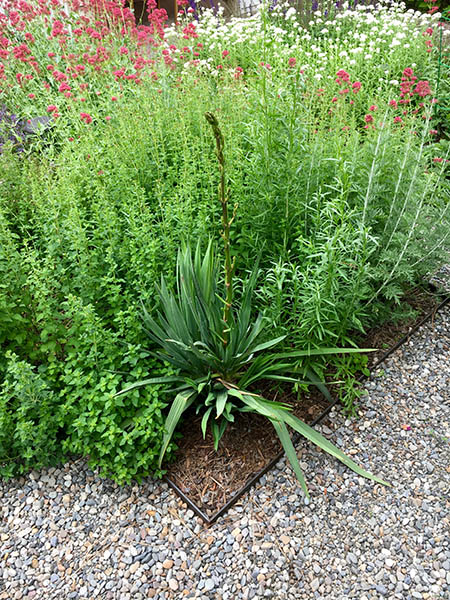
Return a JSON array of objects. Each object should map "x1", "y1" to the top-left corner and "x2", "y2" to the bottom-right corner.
[
  {"x1": 352, "y1": 81, "x2": 361, "y2": 93},
  {"x1": 113, "y1": 68, "x2": 125, "y2": 80},
  {"x1": 413, "y1": 80, "x2": 431, "y2": 98},
  {"x1": 80, "y1": 112, "x2": 92, "y2": 124},
  {"x1": 336, "y1": 69, "x2": 350, "y2": 83},
  {"x1": 364, "y1": 114, "x2": 374, "y2": 123},
  {"x1": 13, "y1": 43, "x2": 31, "y2": 61},
  {"x1": 288, "y1": 57, "x2": 296, "y2": 68}
]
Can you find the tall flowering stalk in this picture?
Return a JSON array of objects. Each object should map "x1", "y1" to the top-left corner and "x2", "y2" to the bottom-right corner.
[{"x1": 205, "y1": 111, "x2": 236, "y2": 348}]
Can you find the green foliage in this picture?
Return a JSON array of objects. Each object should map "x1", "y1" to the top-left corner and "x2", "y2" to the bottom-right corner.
[
  {"x1": 0, "y1": 148, "x2": 173, "y2": 482},
  {"x1": 116, "y1": 112, "x2": 385, "y2": 494},
  {"x1": 0, "y1": 353, "x2": 64, "y2": 478},
  {"x1": 333, "y1": 354, "x2": 371, "y2": 416},
  {"x1": 56, "y1": 296, "x2": 172, "y2": 484}
]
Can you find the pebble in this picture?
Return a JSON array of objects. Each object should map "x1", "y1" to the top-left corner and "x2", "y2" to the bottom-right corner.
[{"x1": 168, "y1": 579, "x2": 178, "y2": 591}]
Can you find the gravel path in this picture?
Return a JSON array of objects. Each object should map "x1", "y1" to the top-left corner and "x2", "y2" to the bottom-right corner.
[{"x1": 1, "y1": 303, "x2": 449, "y2": 600}]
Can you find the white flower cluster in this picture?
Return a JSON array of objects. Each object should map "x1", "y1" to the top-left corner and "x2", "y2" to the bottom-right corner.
[{"x1": 166, "y1": 0, "x2": 440, "y2": 88}]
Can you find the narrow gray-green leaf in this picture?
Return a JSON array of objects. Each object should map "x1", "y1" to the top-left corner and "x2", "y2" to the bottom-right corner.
[
  {"x1": 201, "y1": 407, "x2": 213, "y2": 438},
  {"x1": 158, "y1": 390, "x2": 197, "y2": 468},
  {"x1": 271, "y1": 419, "x2": 309, "y2": 497},
  {"x1": 216, "y1": 390, "x2": 229, "y2": 419},
  {"x1": 282, "y1": 412, "x2": 389, "y2": 487},
  {"x1": 251, "y1": 335, "x2": 286, "y2": 354},
  {"x1": 115, "y1": 376, "x2": 183, "y2": 397}
]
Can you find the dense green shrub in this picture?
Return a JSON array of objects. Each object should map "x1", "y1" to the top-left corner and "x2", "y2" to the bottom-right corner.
[{"x1": 0, "y1": 353, "x2": 63, "y2": 478}]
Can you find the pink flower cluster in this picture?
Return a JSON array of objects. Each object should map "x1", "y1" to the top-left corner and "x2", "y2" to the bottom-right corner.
[
  {"x1": 0, "y1": 0, "x2": 173, "y2": 128},
  {"x1": 423, "y1": 0, "x2": 440, "y2": 15},
  {"x1": 335, "y1": 70, "x2": 361, "y2": 95},
  {"x1": 388, "y1": 68, "x2": 434, "y2": 126}
]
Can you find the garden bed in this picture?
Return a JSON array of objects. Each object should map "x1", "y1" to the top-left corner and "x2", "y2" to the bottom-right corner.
[
  {"x1": 166, "y1": 285, "x2": 450, "y2": 522},
  {"x1": 1, "y1": 0, "x2": 449, "y2": 495}
]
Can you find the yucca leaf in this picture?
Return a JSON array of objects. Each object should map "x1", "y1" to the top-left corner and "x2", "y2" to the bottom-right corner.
[
  {"x1": 280, "y1": 411, "x2": 389, "y2": 487},
  {"x1": 228, "y1": 388, "x2": 291, "y2": 413},
  {"x1": 238, "y1": 358, "x2": 294, "y2": 388},
  {"x1": 275, "y1": 348, "x2": 376, "y2": 359},
  {"x1": 158, "y1": 277, "x2": 186, "y2": 336},
  {"x1": 305, "y1": 366, "x2": 332, "y2": 402},
  {"x1": 232, "y1": 313, "x2": 265, "y2": 357},
  {"x1": 261, "y1": 375, "x2": 312, "y2": 384},
  {"x1": 232, "y1": 390, "x2": 389, "y2": 488},
  {"x1": 215, "y1": 389, "x2": 229, "y2": 419},
  {"x1": 178, "y1": 246, "x2": 211, "y2": 341},
  {"x1": 115, "y1": 376, "x2": 184, "y2": 397},
  {"x1": 250, "y1": 335, "x2": 286, "y2": 354},
  {"x1": 201, "y1": 407, "x2": 213, "y2": 438},
  {"x1": 158, "y1": 389, "x2": 197, "y2": 468},
  {"x1": 271, "y1": 419, "x2": 309, "y2": 497}
]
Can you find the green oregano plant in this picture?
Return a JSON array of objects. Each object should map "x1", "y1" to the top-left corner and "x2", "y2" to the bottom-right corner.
[{"x1": 117, "y1": 113, "x2": 389, "y2": 496}]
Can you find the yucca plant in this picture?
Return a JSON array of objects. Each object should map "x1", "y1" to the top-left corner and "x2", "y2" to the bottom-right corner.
[{"x1": 117, "y1": 113, "x2": 388, "y2": 496}]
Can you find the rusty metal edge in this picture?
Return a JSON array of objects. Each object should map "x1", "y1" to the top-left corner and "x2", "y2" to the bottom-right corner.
[{"x1": 164, "y1": 289, "x2": 450, "y2": 525}]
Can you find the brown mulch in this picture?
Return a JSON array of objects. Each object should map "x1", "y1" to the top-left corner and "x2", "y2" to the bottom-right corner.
[{"x1": 166, "y1": 285, "x2": 445, "y2": 518}]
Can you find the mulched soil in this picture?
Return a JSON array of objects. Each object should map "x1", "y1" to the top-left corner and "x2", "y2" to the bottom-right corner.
[{"x1": 166, "y1": 285, "x2": 447, "y2": 518}]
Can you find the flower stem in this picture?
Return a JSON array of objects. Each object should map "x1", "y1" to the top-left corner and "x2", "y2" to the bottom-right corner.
[{"x1": 205, "y1": 112, "x2": 234, "y2": 347}]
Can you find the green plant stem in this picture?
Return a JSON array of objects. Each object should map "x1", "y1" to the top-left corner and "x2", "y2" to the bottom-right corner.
[{"x1": 205, "y1": 112, "x2": 235, "y2": 347}]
